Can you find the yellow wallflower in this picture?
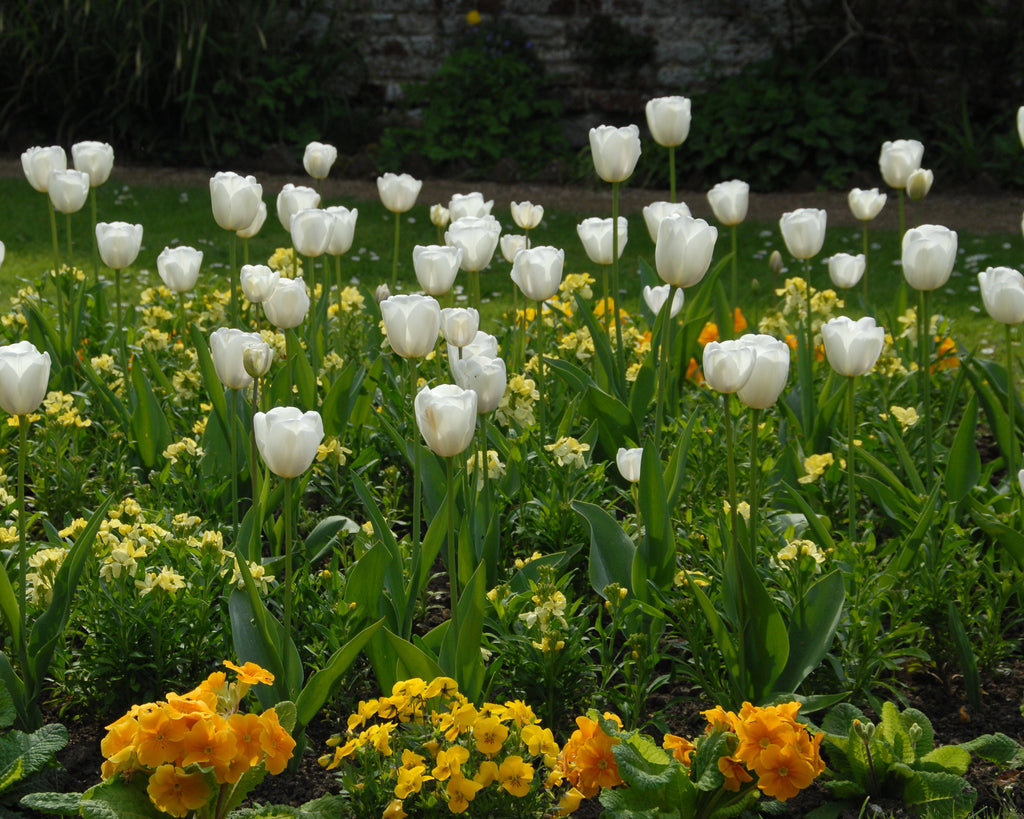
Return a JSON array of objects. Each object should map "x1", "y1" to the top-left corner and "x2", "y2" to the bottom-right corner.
[{"x1": 797, "y1": 452, "x2": 834, "y2": 484}]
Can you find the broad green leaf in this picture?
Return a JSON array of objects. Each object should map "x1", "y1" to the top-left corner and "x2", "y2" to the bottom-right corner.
[
  {"x1": 129, "y1": 362, "x2": 173, "y2": 469},
  {"x1": 919, "y1": 745, "x2": 971, "y2": 776},
  {"x1": 321, "y1": 362, "x2": 366, "y2": 436},
  {"x1": 635, "y1": 441, "x2": 673, "y2": 593},
  {"x1": 20, "y1": 791, "x2": 83, "y2": 815},
  {"x1": 294, "y1": 618, "x2": 384, "y2": 730},
  {"x1": 776, "y1": 569, "x2": 844, "y2": 694},
  {"x1": 945, "y1": 393, "x2": 980, "y2": 501},
  {"x1": 734, "y1": 545, "x2": 788, "y2": 702},
  {"x1": 946, "y1": 602, "x2": 980, "y2": 710},
  {"x1": 664, "y1": 412, "x2": 699, "y2": 511},
  {"x1": 781, "y1": 482, "x2": 836, "y2": 553},
  {"x1": 958, "y1": 733, "x2": 1024, "y2": 765},
  {"x1": 228, "y1": 584, "x2": 303, "y2": 708},
  {"x1": 573, "y1": 500, "x2": 635, "y2": 598},
  {"x1": 189, "y1": 322, "x2": 228, "y2": 432},
  {"x1": 454, "y1": 562, "x2": 486, "y2": 700}
]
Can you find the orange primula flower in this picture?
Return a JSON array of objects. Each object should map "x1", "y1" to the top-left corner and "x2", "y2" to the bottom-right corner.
[
  {"x1": 228, "y1": 712, "x2": 264, "y2": 767},
  {"x1": 754, "y1": 742, "x2": 817, "y2": 801},
  {"x1": 561, "y1": 715, "x2": 622, "y2": 798},
  {"x1": 718, "y1": 753, "x2": 754, "y2": 791},
  {"x1": 259, "y1": 710, "x2": 297, "y2": 774},
  {"x1": 223, "y1": 660, "x2": 275, "y2": 686},
  {"x1": 180, "y1": 715, "x2": 239, "y2": 780},
  {"x1": 697, "y1": 321, "x2": 719, "y2": 346},
  {"x1": 662, "y1": 733, "x2": 695, "y2": 767},
  {"x1": 146, "y1": 764, "x2": 211, "y2": 818},
  {"x1": 134, "y1": 708, "x2": 190, "y2": 769},
  {"x1": 686, "y1": 356, "x2": 705, "y2": 385}
]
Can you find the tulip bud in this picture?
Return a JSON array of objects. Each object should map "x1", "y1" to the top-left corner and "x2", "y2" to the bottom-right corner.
[
  {"x1": 325, "y1": 206, "x2": 358, "y2": 256},
  {"x1": 655, "y1": 215, "x2": 718, "y2": 288},
  {"x1": 157, "y1": 245, "x2": 203, "y2": 293},
  {"x1": 768, "y1": 250, "x2": 783, "y2": 274},
  {"x1": 615, "y1": 447, "x2": 643, "y2": 482},
  {"x1": 706, "y1": 179, "x2": 750, "y2": 226},
  {"x1": 380, "y1": 294, "x2": 441, "y2": 359},
  {"x1": 375, "y1": 284, "x2": 391, "y2": 304},
  {"x1": 645, "y1": 96, "x2": 691, "y2": 148},
  {"x1": 821, "y1": 316, "x2": 885, "y2": 377},
  {"x1": 0, "y1": 241, "x2": 5, "y2": 270},
  {"x1": 48, "y1": 169, "x2": 91, "y2": 214},
  {"x1": 210, "y1": 327, "x2": 263, "y2": 390},
  {"x1": 906, "y1": 168, "x2": 934, "y2": 201},
  {"x1": 449, "y1": 192, "x2": 494, "y2": 221},
  {"x1": 703, "y1": 340, "x2": 756, "y2": 394},
  {"x1": 578, "y1": 217, "x2": 629, "y2": 265},
  {"x1": 254, "y1": 406, "x2": 324, "y2": 478},
  {"x1": 445, "y1": 216, "x2": 501, "y2": 272},
  {"x1": 413, "y1": 245, "x2": 463, "y2": 296},
  {"x1": 302, "y1": 141, "x2": 337, "y2": 180},
  {"x1": 262, "y1": 278, "x2": 310, "y2": 330},
  {"x1": 641, "y1": 201, "x2": 690, "y2": 244},
  {"x1": 879, "y1": 139, "x2": 924, "y2": 189},
  {"x1": 0, "y1": 341, "x2": 51, "y2": 416},
  {"x1": 377, "y1": 173, "x2": 422, "y2": 214},
  {"x1": 901, "y1": 224, "x2": 957, "y2": 291},
  {"x1": 277, "y1": 184, "x2": 320, "y2": 234},
  {"x1": 827, "y1": 253, "x2": 866, "y2": 290},
  {"x1": 21, "y1": 145, "x2": 67, "y2": 193},
  {"x1": 779, "y1": 208, "x2": 827, "y2": 261},
  {"x1": 511, "y1": 246, "x2": 565, "y2": 302},
  {"x1": 452, "y1": 354, "x2": 507, "y2": 414},
  {"x1": 240, "y1": 264, "x2": 280, "y2": 304},
  {"x1": 95, "y1": 221, "x2": 143, "y2": 270},
  {"x1": 848, "y1": 187, "x2": 887, "y2": 222},
  {"x1": 440, "y1": 307, "x2": 480, "y2": 348},
  {"x1": 510, "y1": 201, "x2": 544, "y2": 231},
  {"x1": 243, "y1": 341, "x2": 275, "y2": 378},
  {"x1": 978, "y1": 266, "x2": 1024, "y2": 324},
  {"x1": 414, "y1": 384, "x2": 478, "y2": 457},
  {"x1": 210, "y1": 171, "x2": 263, "y2": 232},
  {"x1": 589, "y1": 124, "x2": 642, "y2": 183},
  {"x1": 642, "y1": 284, "x2": 684, "y2": 319},
  {"x1": 71, "y1": 141, "x2": 114, "y2": 187},
  {"x1": 500, "y1": 234, "x2": 527, "y2": 264},
  {"x1": 430, "y1": 204, "x2": 451, "y2": 229}
]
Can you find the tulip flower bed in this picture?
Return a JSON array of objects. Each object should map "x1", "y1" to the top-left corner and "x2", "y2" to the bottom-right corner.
[{"x1": 2, "y1": 115, "x2": 1024, "y2": 819}]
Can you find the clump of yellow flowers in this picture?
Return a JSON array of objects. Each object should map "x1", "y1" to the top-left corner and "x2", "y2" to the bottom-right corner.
[
  {"x1": 100, "y1": 661, "x2": 295, "y2": 818},
  {"x1": 321, "y1": 676, "x2": 581, "y2": 817}
]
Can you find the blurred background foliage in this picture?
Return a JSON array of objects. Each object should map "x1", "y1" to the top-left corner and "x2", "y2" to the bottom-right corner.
[{"x1": 2, "y1": 0, "x2": 1023, "y2": 190}]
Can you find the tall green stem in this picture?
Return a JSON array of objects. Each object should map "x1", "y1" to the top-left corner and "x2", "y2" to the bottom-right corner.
[
  {"x1": 730, "y1": 224, "x2": 739, "y2": 322},
  {"x1": 919, "y1": 289, "x2": 934, "y2": 480},
  {"x1": 89, "y1": 189, "x2": 100, "y2": 285},
  {"x1": 846, "y1": 375, "x2": 857, "y2": 543},
  {"x1": 668, "y1": 146, "x2": 676, "y2": 204},
  {"x1": 249, "y1": 378, "x2": 261, "y2": 562},
  {"x1": 16, "y1": 415, "x2": 28, "y2": 676},
  {"x1": 861, "y1": 222, "x2": 870, "y2": 305},
  {"x1": 230, "y1": 235, "x2": 239, "y2": 326},
  {"x1": 283, "y1": 476, "x2": 294, "y2": 637},
  {"x1": 408, "y1": 358, "x2": 421, "y2": 554},
  {"x1": 230, "y1": 389, "x2": 239, "y2": 541},
  {"x1": 391, "y1": 211, "x2": 401, "y2": 290},
  {"x1": 1007, "y1": 322, "x2": 1016, "y2": 480},
  {"x1": 611, "y1": 182, "x2": 626, "y2": 384},
  {"x1": 653, "y1": 287, "x2": 676, "y2": 448},
  {"x1": 748, "y1": 407, "x2": 761, "y2": 563},
  {"x1": 446, "y1": 456, "x2": 459, "y2": 645},
  {"x1": 804, "y1": 259, "x2": 814, "y2": 359},
  {"x1": 534, "y1": 299, "x2": 546, "y2": 442},
  {"x1": 723, "y1": 393, "x2": 739, "y2": 559}
]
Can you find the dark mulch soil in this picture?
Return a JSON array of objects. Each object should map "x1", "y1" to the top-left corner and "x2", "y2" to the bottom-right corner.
[{"x1": 32, "y1": 659, "x2": 1024, "y2": 818}]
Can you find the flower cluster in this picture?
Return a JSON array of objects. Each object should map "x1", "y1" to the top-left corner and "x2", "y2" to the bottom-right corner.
[
  {"x1": 559, "y1": 712, "x2": 623, "y2": 798},
  {"x1": 321, "y1": 676, "x2": 575, "y2": 816},
  {"x1": 100, "y1": 661, "x2": 295, "y2": 818},
  {"x1": 700, "y1": 701, "x2": 824, "y2": 801}
]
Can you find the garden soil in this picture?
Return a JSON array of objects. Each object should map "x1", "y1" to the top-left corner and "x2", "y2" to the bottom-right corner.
[{"x1": 6, "y1": 158, "x2": 1024, "y2": 815}]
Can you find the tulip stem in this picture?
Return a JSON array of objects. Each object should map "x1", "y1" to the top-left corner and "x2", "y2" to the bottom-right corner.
[
  {"x1": 847, "y1": 375, "x2": 857, "y2": 543},
  {"x1": 1007, "y1": 322, "x2": 1016, "y2": 479},
  {"x1": 861, "y1": 222, "x2": 870, "y2": 306},
  {"x1": 335, "y1": 255, "x2": 345, "y2": 353},
  {"x1": 16, "y1": 414, "x2": 28, "y2": 677},
  {"x1": 535, "y1": 299, "x2": 546, "y2": 443},
  {"x1": 408, "y1": 358, "x2": 422, "y2": 556},
  {"x1": 250, "y1": 378, "x2": 261, "y2": 562},
  {"x1": 114, "y1": 267, "x2": 126, "y2": 377},
  {"x1": 391, "y1": 211, "x2": 401, "y2": 291},
  {"x1": 919, "y1": 289, "x2": 934, "y2": 481},
  {"x1": 446, "y1": 455, "x2": 459, "y2": 647},
  {"x1": 89, "y1": 189, "x2": 100, "y2": 286},
  {"x1": 723, "y1": 393, "x2": 739, "y2": 559},
  {"x1": 283, "y1": 476, "x2": 294, "y2": 638},
  {"x1": 897, "y1": 189, "x2": 906, "y2": 239},
  {"x1": 730, "y1": 224, "x2": 738, "y2": 322},
  {"x1": 230, "y1": 388, "x2": 240, "y2": 542},
  {"x1": 803, "y1": 259, "x2": 814, "y2": 362},
  {"x1": 611, "y1": 181, "x2": 626, "y2": 387},
  {"x1": 230, "y1": 235, "x2": 239, "y2": 326},
  {"x1": 748, "y1": 407, "x2": 761, "y2": 562},
  {"x1": 668, "y1": 146, "x2": 676, "y2": 204},
  {"x1": 654, "y1": 286, "x2": 676, "y2": 448}
]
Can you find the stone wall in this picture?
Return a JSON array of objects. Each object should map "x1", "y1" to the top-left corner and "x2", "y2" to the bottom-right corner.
[{"x1": 336, "y1": 0, "x2": 793, "y2": 145}]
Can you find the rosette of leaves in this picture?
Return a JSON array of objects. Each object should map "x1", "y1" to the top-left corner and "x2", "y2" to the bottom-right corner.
[
  {"x1": 0, "y1": 687, "x2": 67, "y2": 817},
  {"x1": 813, "y1": 701, "x2": 1024, "y2": 819}
]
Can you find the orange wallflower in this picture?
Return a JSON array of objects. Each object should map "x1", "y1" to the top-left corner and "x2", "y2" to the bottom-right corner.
[{"x1": 932, "y1": 336, "x2": 959, "y2": 371}]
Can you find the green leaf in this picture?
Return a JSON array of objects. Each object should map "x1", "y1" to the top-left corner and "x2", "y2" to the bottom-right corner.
[
  {"x1": 19, "y1": 791, "x2": 83, "y2": 815},
  {"x1": 958, "y1": 733, "x2": 1024, "y2": 765},
  {"x1": 228, "y1": 585, "x2": 303, "y2": 708},
  {"x1": 189, "y1": 322, "x2": 228, "y2": 433},
  {"x1": 664, "y1": 412, "x2": 699, "y2": 511},
  {"x1": 454, "y1": 562, "x2": 487, "y2": 700},
  {"x1": 80, "y1": 775, "x2": 166, "y2": 818},
  {"x1": 294, "y1": 618, "x2": 384, "y2": 730},
  {"x1": 285, "y1": 330, "x2": 317, "y2": 410},
  {"x1": 945, "y1": 393, "x2": 980, "y2": 501},
  {"x1": 734, "y1": 545, "x2": 789, "y2": 702},
  {"x1": 129, "y1": 362, "x2": 173, "y2": 469},
  {"x1": 901, "y1": 769, "x2": 976, "y2": 814},
  {"x1": 687, "y1": 581, "x2": 741, "y2": 703},
  {"x1": 946, "y1": 602, "x2": 980, "y2": 710},
  {"x1": 781, "y1": 482, "x2": 836, "y2": 553},
  {"x1": 776, "y1": 570, "x2": 845, "y2": 694},
  {"x1": 320, "y1": 363, "x2": 366, "y2": 436},
  {"x1": 0, "y1": 723, "x2": 67, "y2": 793},
  {"x1": 635, "y1": 441, "x2": 673, "y2": 593},
  {"x1": 918, "y1": 745, "x2": 971, "y2": 776},
  {"x1": 573, "y1": 500, "x2": 635, "y2": 598}
]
